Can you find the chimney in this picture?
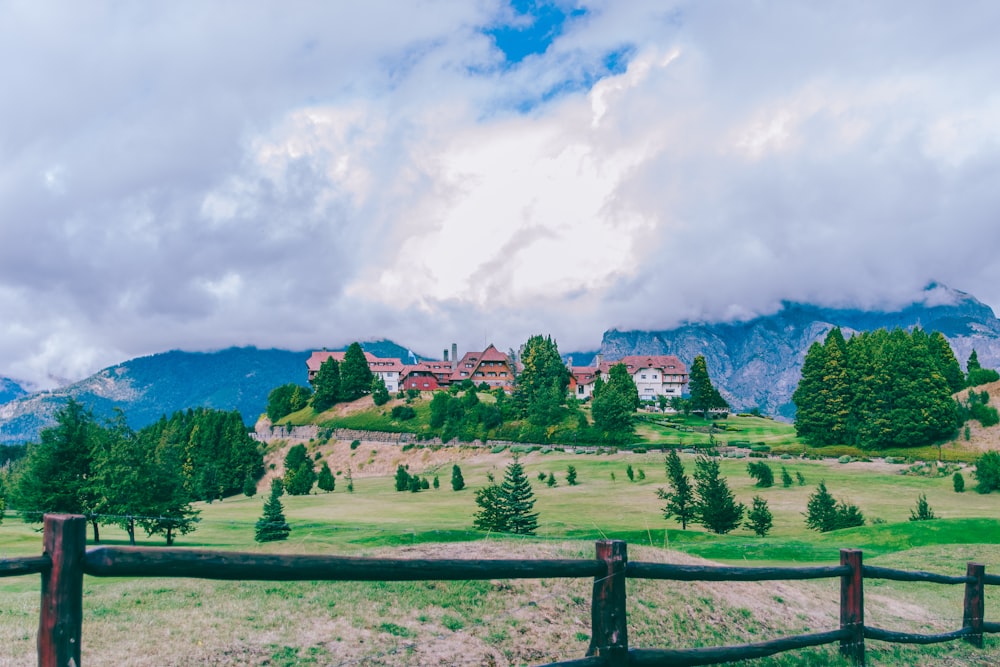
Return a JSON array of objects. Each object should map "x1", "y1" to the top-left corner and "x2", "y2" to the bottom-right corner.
[
  {"x1": 595, "y1": 353, "x2": 603, "y2": 369},
  {"x1": 567, "y1": 356, "x2": 573, "y2": 368},
  {"x1": 443, "y1": 349, "x2": 448, "y2": 362},
  {"x1": 452, "y1": 343, "x2": 458, "y2": 367}
]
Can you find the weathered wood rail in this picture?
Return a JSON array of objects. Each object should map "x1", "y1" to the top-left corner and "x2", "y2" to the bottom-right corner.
[{"x1": 2, "y1": 514, "x2": 998, "y2": 666}]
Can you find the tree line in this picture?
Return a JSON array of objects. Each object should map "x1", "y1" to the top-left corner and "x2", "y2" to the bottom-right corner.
[
  {"x1": 3, "y1": 399, "x2": 262, "y2": 544},
  {"x1": 791, "y1": 327, "x2": 994, "y2": 449}
]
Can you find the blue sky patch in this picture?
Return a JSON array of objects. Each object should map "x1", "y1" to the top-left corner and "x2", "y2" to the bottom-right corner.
[{"x1": 486, "y1": 1, "x2": 586, "y2": 64}]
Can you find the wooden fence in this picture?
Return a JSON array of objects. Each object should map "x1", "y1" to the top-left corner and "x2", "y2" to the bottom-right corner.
[{"x1": 2, "y1": 514, "x2": 998, "y2": 666}]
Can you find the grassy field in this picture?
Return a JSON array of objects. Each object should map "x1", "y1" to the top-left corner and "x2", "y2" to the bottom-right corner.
[{"x1": 3, "y1": 444, "x2": 1000, "y2": 665}]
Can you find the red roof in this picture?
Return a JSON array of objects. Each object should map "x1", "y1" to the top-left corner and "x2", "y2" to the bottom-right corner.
[{"x1": 597, "y1": 355, "x2": 687, "y2": 375}]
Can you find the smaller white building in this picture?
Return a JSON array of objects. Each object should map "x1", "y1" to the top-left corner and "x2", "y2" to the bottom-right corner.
[{"x1": 571, "y1": 355, "x2": 689, "y2": 402}]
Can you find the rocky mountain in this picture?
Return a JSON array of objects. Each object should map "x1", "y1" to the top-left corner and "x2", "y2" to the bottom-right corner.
[
  {"x1": 599, "y1": 284, "x2": 1000, "y2": 419},
  {"x1": 0, "y1": 340, "x2": 416, "y2": 444},
  {"x1": 0, "y1": 377, "x2": 28, "y2": 405}
]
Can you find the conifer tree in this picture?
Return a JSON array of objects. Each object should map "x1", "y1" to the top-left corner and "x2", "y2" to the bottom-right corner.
[
  {"x1": 317, "y1": 461, "x2": 336, "y2": 492},
  {"x1": 566, "y1": 465, "x2": 578, "y2": 486},
  {"x1": 255, "y1": 480, "x2": 290, "y2": 543},
  {"x1": 340, "y1": 342, "x2": 374, "y2": 401},
  {"x1": 804, "y1": 481, "x2": 837, "y2": 532},
  {"x1": 658, "y1": 449, "x2": 695, "y2": 529},
  {"x1": 688, "y1": 356, "x2": 728, "y2": 415},
  {"x1": 546, "y1": 472, "x2": 556, "y2": 487},
  {"x1": 513, "y1": 335, "x2": 571, "y2": 427},
  {"x1": 371, "y1": 375, "x2": 390, "y2": 406},
  {"x1": 909, "y1": 494, "x2": 936, "y2": 521},
  {"x1": 747, "y1": 461, "x2": 774, "y2": 487},
  {"x1": 451, "y1": 464, "x2": 465, "y2": 491},
  {"x1": 311, "y1": 357, "x2": 341, "y2": 412},
  {"x1": 243, "y1": 474, "x2": 258, "y2": 497},
  {"x1": 500, "y1": 457, "x2": 539, "y2": 535},
  {"x1": 930, "y1": 332, "x2": 966, "y2": 393},
  {"x1": 692, "y1": 456, "x2": 744, "y2": 534},
  {"x1": 745, "y1": 496, "x2": 773, "y2": 537},
  {"x1": 591, "y1": 363, "x2": 640, "y2": 438},
  {"x1": 283, "y1": 444, "x2": 316, "y2": 495},
  {"x1": 781, "y1": 466, "x2": 794, "y2": 488},
  {"x1": 395, "y1": 464, "x2": 411, "y2": 492}
]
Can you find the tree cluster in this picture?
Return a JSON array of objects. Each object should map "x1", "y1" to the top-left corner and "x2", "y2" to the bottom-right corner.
[
  {"x1": 310, "y1": 342, "x2": 375, "y2": 412},
  {"x1": 956, "y1": 389, "x2": 999, "y2": 428},
  {"x1": 429, "y1": 389, "x2": 504, "y2": 442},
  {"x1": 10, "y1": 401, "x2": 262, "y2": 545},
  {"x1": 966, "y1": 349, "x2": 1000, "y2": 387},
  {"x1": 793, "y1": 328, "x2": 958, "y2": 449},
  {"x1": 658, "y1": 451, "x2": 745, "y2": 534},
  {"x1": 394, "y1": 464, "x2": 431, "y2": 492},
  {"x1": 283, "y1": 444, "x2": 316, "y2": 495},
  {"x1": 473, "y1": 458, "x2": 539, "y2": 535},
  {"x1": 804, "y1": 481, "x2": 865, "y2": 532},
  {"x1": 266, "y1": 383, "x2": 312, "y2": 422},
  {"x1": 512, "y1": 335, "x2": 572, "y2": 428}
]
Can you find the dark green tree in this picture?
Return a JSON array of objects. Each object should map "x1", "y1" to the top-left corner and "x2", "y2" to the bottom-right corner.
[
  {"x1": 781, "y1": 466, "x2": 793, "y2": 488},
  {"x1": 688, "y1": 356, "x2": 729, "y2": 415},
  {"x1": 283, "y1": 444, "x2": 316, "y2": 495},
  {"x1": 12, "y1": 399, "x2": 101, "y2": 537},
  {"x1": 974, "y1": 451, "x2": 1000, "y2": 493},
  {"x1": 954, "y1": 471, "x2": 965, "y2": 493},
  {"x1": 513, "y1": 335, "x2": 571, "y2": 427},
  {"x1": 546, "y1": 472, "x2": 556, "y2": 487},
  {"x1": 747, "y1": 461, "x2": 774, "y2": 488},
  {"x1": 591, "y1": 363, "x2": 640, "y2": 439},
  {"x1": 429, "y1": 392, "x2": 450, "y2": 429},
  {"x1": 805, "y1": 481, "x2": 865, "y2": 531},
  {"x1": 317, "y1": 461, "x2": 336, "y2": 492},
  {"x1": 243, "y1": 474, "x2": 258, "y2": 497},
  {"x1": 310, "y1": 357, "x2": 341, "y2": 412},
  {"x1": 500, "y1": 457, "x2": 539, "y2": 535},
  {"x1": 967, "y1": 347, "x2": 1000, "y2": 387},
  {"x1": 745, "y1": 496, "x2": 773, "y2": 537},
  {"x1": 472, "y1": 483, "x2": 507, "y2": 532},
  {"x1": 255, "y1": 480, "x2": 291, "y2": 543},
  {"x1": 692, "y1": 456, "x2": 744, "y2": 534},
  {"x1": 395, "y1": 464, "x2": 411, "y2": 492},
  {"x1": 626, "y1": 464, "x2": 635, "y2": 482},
  {"x1": 566, "y1": 465, "x2": 578, "y2": 486},
  {"x1": 267, "y1": 383, "x2": 313, "y2": 422},
  {"x1": 371, "y1": 375, "x2": 390, "y2": 406},
  {"x1": 658, "y1": 449, "x2": 695, "y2": 529},
  {"x1": 451, "y1": 464, "x2": 465, "y2": 491},
  {"x1": 340, "y1": 342, "x2": 374, "y2": 401},
  {"x1": 929, "y1": 332, "x2": 966, "y2": 394}
]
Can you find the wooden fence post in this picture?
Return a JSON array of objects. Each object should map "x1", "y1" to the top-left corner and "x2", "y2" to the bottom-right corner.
[
  {"x1": 839, "y1": 549, "x2": 864, "y2": 666},
  {"x1": 963, "y1": 562, "x2": 985, "y2": 648},
  {"x1": 39, "y1": 514, "x2": 86, "y2": 667},
  {"x1": 587, "y1": 540, "x2": 628, "y2": 666}
]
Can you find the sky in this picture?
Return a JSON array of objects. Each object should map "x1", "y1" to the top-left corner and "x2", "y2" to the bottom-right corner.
[{"x1": 3, "y1": 1, "x2": 1000, "y2": 388}]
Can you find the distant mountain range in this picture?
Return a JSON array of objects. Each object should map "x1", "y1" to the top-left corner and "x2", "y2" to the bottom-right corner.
[
  {"x1": 0, "y1": 340, "x2": 415, "y2": 444},
  {"x1": 598, "y1": 284, "x2": 1000, "y2": 418},
  {"x1": 3, "y1": 286, "x2": 999, "y2": 443}
]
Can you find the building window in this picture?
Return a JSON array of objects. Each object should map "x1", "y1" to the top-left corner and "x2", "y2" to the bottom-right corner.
[{"x1": 641, "y1": 374, "x2": 647, "y2": 379}]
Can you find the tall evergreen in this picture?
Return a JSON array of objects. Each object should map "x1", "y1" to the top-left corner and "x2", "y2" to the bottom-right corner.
[
  {"x1": 340, "y1": 342, "x2": 374, "y2": 401},
  {"x1": 450, "y1": 464, "x2": 465, "y2": 491},
  {"x1": 688, "y1": 356, "x2": 728, "y2": 415},
  {"x1": 500, "y1": 457, "x2": 539, "y2": 535},
  {"x1": 283, "y1": 444, "x2": 316, "y2": 495},
  {"x1": 692, "y1": 456, "x2": 744, "y2": 534},
  {"x1": 311, "y1": 357, "x2": 341, "y2": 412},
  {"x1": 929, "y1": 332, "x2": 966, "y2": 394},
  {"x1": 317, "y1": 461, "x2": 336, "y2": 492},
  {"x1": 745, "y1": 496, "x2": 773, "y2": 537},
  {"x1": 658, "y1": 449, "x2": 695, "y2": 529},
  {"x1": 591, "y1": 363, "x2": 640, "y2": 438},
  {"x1": 371, "y1": 375, "x2": 390, "y2": 406},
  {"x1": 514, "y1": 335, "x2": 571, "y2": 427},
  {"x1": 255, "y1": 480, "x2": 291, "y2": 543}
]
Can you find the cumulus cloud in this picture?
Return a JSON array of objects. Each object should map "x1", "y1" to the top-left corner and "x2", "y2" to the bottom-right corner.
[{"x1": 2, "y1": 0, "x2": 1000, "y2": 387}]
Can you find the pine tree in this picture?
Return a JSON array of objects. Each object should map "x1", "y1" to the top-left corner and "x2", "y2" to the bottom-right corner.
[
  {"x1": 930, "y1": 332, "x2": 966, "y2": 393},
  {"x1": 283, "y1": 444, "x2": 316, "y2": 495},
  {"x1": 395, "y1": 464, "x2": 411, "y2": 492},
  {"x1": 433, "y1": 475, "x2": 440, "y2": 489},
  {"x1": 340, "y1": 342, "x2": 374, "y2": 401},
  {"x1": 311, "y1": 357, "x2": 341, "y2": 412},
  {"x1": 451, "y1": 464, "x2": 465, "y2": 491},
  {"x1": 626, "y1": 464, "x2": 635, "y2": 481},
  {"x1": 500, "y1": 457, "x2": 539, "y2": 535},
  {"x1": 566, "y1": 465, "x2": 578, "y2": 486},
  {"x1": 658, "y1": 449, "x2": 695, "y2": 529},
  {"x1": 909, "y1": 494, "x2": 936, "y2": 521},
  {"x1": 804, "y1": 481, "x2": 838, "y2": 532},
  {"x1": 591, "y1": 363, "x2": 640, "y2": 438},
  {"x1": 472, "y1": 483, "x2": 507, "y2": 532},
  {"x1": 781, "y1": 466, "x2": 793, "y2": 488},
  {"x1": 745, "y1": 496, "x2": 773, "y2": 537},
  {"x1": 692, "y1": 456, "x2": 744, "y2": 534},
  {"x1": 513, "y1": 335, "x2": 571, "y2": 427},
  {"x1": 317, "y1": 461, "x2": 336, "y2": 492},
  {"x1": 242, "y1": 474, "x2": 257, "y2": 497},
  {"x1": 954, "y1": 472, "x2": 965, "y2": 493},
  {"x1": 255, "y1": 480, "x2": 290, "y2": 543},
  {"x1": 371, "y1": 375, "x2": 390, "y2": 406},
  {"x1": 747, "y1": 461, "x2": 774, "y2": 487},
  {"x1": 688, "y1": 356, "x2": 728, "y2": 415},
  {"x1": 546, "y1": 472, "x2": 556, "y2": 487}
]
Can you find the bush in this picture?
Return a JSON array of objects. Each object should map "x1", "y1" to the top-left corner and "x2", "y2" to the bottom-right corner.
[
  {"x1": 909, "y1": 494, "x2": 936, "y2": 521},
  {"x1": 954, "y1": 471, "x2": 965, "y2": 493},
  {"x1": 390, "y1": 405, "x2": 416, "y2": 421},
  {"x1": 838, "y1": 455, "x2": 852, "y2": 464},
  {"x1": 974, "y1": 451, "x2": 1000, "y2": 493},
  {"x1": 350, "y1": 440, "x2": 361, "y2": 450}
]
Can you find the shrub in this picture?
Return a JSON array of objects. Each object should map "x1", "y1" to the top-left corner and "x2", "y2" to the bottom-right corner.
[
  {"x1": 838, "y1": 455, "x2": 852, "y2": 464},
  {"x1": 909, "y1": 494, "x2": 936, "y2": 521},
  {"x1": 390, "y1": 405, "x2": 417, "y2": 421},
  {"x1": 974, "y1": 451, "x2": 1000, "y2": 493},
  {"x1": 350, "y1": 440, "x2": 361, "y2": 450},
  {"x1": 954, "y1": 471, "x2": 965, "y2": 493}
]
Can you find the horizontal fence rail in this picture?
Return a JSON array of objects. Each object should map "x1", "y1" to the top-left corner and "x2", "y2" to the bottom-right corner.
[{"x1": 1, "y1": 514, "x2": 997, "y2": 667}]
